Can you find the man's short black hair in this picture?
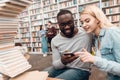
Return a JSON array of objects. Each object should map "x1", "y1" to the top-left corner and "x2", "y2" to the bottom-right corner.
[{"x1": 57, "y1": 9, "x2": 73, "y2": 19}]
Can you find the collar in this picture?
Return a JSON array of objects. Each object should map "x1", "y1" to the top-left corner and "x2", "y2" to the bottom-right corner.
[
  {"x1": 95, "y1": 28, "x2": 106, "y2": 37},
  {"x1": 99, "y1": 28, "x2": 106, "y2": 37},
  {"x1": 94, "y1": 28, "x2": 106, "y2": 39}
]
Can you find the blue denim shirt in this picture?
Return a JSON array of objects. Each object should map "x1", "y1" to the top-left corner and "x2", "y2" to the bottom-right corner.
[{"x1": 93, "y1": 27, "x2": 120, "y2": 79}]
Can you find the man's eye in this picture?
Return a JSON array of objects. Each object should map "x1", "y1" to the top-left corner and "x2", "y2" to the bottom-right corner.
[
  {"x1": 68, "y1": 21, "x2": 73, "y2": 24},
  {"x1": 60, "y1": 24, "x2": 65, "y2": 26}
]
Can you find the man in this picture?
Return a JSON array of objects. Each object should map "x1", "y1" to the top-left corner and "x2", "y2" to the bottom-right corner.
[{"x1": 48, "y1": 9, "x2": 92, "y2": 80}]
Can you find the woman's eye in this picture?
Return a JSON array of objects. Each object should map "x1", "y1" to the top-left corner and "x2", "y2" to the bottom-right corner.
[{"x1": 86, "y1": 19, "x2": 90, "y2": 23}]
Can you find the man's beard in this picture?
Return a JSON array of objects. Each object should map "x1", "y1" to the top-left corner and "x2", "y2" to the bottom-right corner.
[{"x1": 61, "y1": 26, "x2": 74, "y2": 38}]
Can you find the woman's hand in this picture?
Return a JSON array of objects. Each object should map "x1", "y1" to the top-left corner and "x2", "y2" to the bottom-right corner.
[{"x1": 74, "y1": 48, "x2": 95, "y2": 63}]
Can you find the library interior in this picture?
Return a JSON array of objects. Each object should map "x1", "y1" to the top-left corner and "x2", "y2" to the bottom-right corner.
[{"x1": 0, "y1": 0, "x2": 120, "y2": 80}]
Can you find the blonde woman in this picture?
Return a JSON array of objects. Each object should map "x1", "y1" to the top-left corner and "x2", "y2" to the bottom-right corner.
[{"x1": 74, "y1": 5, "x2": 120, "y2": 80}]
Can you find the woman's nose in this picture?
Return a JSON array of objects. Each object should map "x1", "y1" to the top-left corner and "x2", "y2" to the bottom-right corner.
[{"x1": 82, "y1": 23, "x2": 86, "y2": 28}]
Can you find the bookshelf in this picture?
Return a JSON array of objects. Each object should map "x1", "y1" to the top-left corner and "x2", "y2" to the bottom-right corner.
[
  {"x1": 18, "y1": 0, "x2": 120, "y2": 53},
  {"x1": 101, "y1": 0, "x2": 120, "y2": 25}
]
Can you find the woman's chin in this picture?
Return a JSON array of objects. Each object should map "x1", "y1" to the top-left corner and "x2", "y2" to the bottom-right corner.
[{"x1": 86, "y1": 30, "x2": 91, "y2": 33}]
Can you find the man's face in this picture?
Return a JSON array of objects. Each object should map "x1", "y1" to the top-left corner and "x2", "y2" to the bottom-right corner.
[{"x1": 57, "y1": 13, "x2": 75, "y2": 38}]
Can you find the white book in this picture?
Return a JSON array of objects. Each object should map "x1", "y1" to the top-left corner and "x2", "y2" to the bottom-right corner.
[
  {"x1": 0, "y1": 42, "x2": 14, "y2": 49},
  {"x1": 0, "y1": 47, "x2": 32, "y2": 77}
]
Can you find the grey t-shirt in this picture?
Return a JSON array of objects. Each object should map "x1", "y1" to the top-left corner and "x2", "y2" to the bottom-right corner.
[{"x1": 51, "y1": 27, "x2": 92, "y2": 71}]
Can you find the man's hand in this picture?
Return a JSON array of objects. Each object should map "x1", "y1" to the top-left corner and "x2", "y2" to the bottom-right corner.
[{"x1": 61, "y1": 54, "x2": 78, "y2": 65}]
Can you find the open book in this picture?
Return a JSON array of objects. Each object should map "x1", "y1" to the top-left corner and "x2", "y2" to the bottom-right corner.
[{"x1": 0, "y1": 47, "x2": 31, "y2": 77}]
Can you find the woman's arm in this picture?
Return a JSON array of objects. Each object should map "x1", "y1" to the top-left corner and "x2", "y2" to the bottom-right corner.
[
  {"x1": 94, "y1": 56, "x2": 120, "y2": 76},
  {"x1": 74, "y1": 48, "x2": 120, "y2": 76}
]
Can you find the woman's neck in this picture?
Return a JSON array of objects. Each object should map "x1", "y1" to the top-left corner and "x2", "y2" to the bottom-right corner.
[{"x1": 94, "y1": 26, "x2": 101, "y2": 37}]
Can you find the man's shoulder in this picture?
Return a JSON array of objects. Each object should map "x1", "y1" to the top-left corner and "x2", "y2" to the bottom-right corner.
[
  {"x1": 52, "y1": 33, "x2": 60, "y2": 40},
  {"x1": 76, "y1": 27, "x2": 92, "y2": 39},
  {"x1": 76, "y1": 27, "x2": 87, "y2": 35}
]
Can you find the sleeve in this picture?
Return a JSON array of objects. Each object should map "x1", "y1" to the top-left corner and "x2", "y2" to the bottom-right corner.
[
  {"x1": 51, "y1": 39, "x2": 66, "y2": 69},
  {"x1": 79, "y1": 27, "x2": 92, "y2": 53},
  {"x1": 94, "y1": 56, "x2": 120, "y2": 76},
  {"x1": 86, "y1": 33, "x2": 92, "y2": 53}
]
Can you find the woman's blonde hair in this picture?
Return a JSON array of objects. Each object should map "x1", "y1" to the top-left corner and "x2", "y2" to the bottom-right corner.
[{"x1": 80, "y1": 5, "x2": 113, "y2": 28}]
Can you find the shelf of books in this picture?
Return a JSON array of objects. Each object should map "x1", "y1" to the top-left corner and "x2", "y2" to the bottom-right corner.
[
  {"x1": 18, "y1": 9, "x2": 32, "y2": 52},
  {"x1": 101, "y1": 0, "x2": 120, "y2": 26},
  {"x1": 18, "y1": 0, "x2": 120, "y2": 53},
  {"x1": 30, "y1": 1, "x2": 43, "y2": 53}
]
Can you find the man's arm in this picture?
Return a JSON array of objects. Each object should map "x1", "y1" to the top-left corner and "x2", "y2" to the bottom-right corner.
[{"x1": 51, "y1": 40, "x2": 66, "y2": 69}]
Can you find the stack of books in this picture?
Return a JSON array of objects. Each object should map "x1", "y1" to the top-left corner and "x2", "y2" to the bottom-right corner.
[
  {"x1": 0, "y1": 0, "x2": 32, "y2": 18},
  {"x1": 0, "y1": 47, "x2": 32, "y2": 77},
  {"x1": 0, "y1": 20, "x2": 18, "y2": 50},
  {"x1": 0, "y1": 0, "x2": 32, "y2": 50},
  {"x1": 0, "y1": 0, "x2": 32, "y2": 78}
]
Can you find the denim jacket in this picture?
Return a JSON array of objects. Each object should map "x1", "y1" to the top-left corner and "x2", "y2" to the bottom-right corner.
[{"x1": 93, "y1": 27, "x2": 120, "y2": 79}]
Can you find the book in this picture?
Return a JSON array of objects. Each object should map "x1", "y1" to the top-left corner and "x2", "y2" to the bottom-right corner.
[
  {"x1": 0, "y1": 42, "x2": 14, "y2": 50},
  {"x1": 0, "y1": 47, "x2": 32, "y2": 77}
]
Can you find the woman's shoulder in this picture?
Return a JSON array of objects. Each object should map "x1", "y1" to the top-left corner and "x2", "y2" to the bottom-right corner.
[
  {"x1": 104, "y1": 27, "x2": 120, "y2": 38},
  {"x1": 107, "y1": 26, "x2": 120, "y2": 31},
  {"x1": 101, "y1": 26, "x2": 120, "y2": 33}
]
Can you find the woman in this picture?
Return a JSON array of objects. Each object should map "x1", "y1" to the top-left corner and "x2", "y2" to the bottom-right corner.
[
  {"x1": 74, "y1": 5, "x2": 120, "y2": 80},
  {"x1": 39, "y1": 25, "x2": 48, "y2": 57}
]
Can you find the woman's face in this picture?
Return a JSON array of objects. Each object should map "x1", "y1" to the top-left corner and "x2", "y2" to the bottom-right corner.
[{"x1": 80, "y1": 14, "x2": 99, "y2": 33}]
